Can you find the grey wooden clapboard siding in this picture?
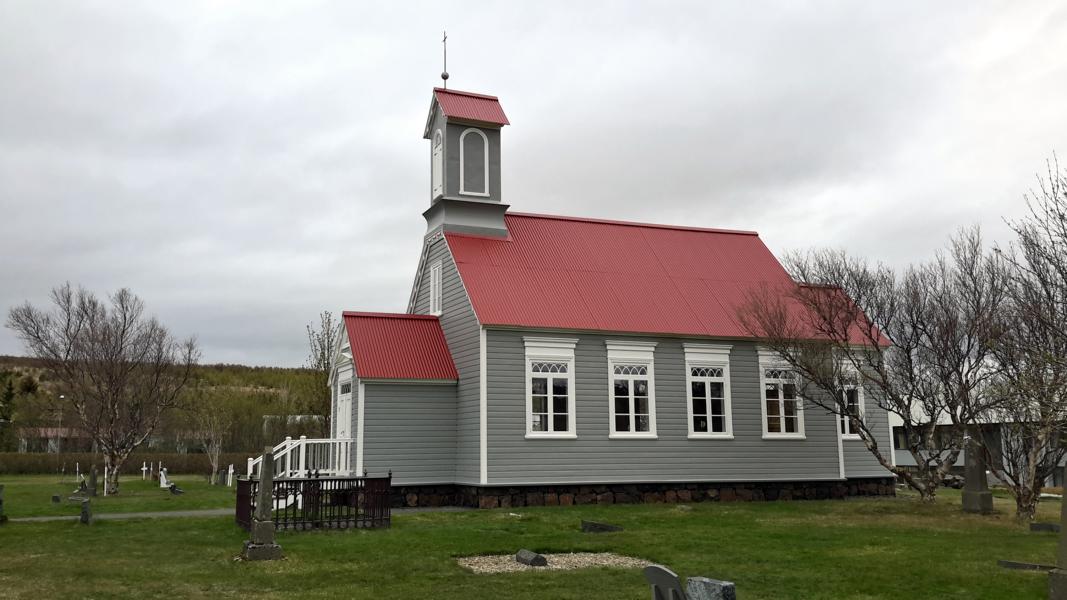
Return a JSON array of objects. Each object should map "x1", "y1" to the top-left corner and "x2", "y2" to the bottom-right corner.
[
  {"x1": 412, "y1": 231, "x2": 482, "y2": 484},
  {"x1": 361, "y1": 382, "x2": 457, "y2": 485},
  {"x1": 485, "y1": 330, "x2": 845, "y2": 485},
  {"x1": 842, "y1": 388, "x2": 892, "y2": 478}
]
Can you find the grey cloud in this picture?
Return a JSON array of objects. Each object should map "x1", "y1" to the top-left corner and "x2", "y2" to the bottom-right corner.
[{"x1": 2, "y1": 1, "x2": 1066, "y2": 365}]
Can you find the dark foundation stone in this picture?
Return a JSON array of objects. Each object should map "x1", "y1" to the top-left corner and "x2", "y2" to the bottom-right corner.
[{"x1": 382, "y1": 477, "x2": 895, "y2": 509}]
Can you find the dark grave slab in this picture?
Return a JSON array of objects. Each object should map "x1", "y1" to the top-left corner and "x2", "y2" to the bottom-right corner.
[
  {"x1": 581, "y1": 519, "x2": 623, "y2": 533},
  {"x1": 997, "y1": 559, "x2": 1055, "y2": 572},
  {"x1": 1031, "y1": 522, "x2": 1061, "y2": 533}
]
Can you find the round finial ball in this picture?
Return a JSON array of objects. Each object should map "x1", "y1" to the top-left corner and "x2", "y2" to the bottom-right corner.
[{"x1": 441, "y1": 71, "x2": 450, "y2": 81}]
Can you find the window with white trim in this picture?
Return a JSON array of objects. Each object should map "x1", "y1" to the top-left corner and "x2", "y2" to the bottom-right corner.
[
  {"x1": 763, "y1": 368, "x2": 801, "y2": 435},
  {"x1": 429, "y1": 260, "x2": 442, "y2": 315},
  {"x1": 431, "y1": 129, "x2": 443, "y2": 198},
  {"x1": 685, "y1": 343, "x2": 733, "y2": 438},
  {"x1": 339, "y1": 381, "x2": 352, "y2": 395},
  {"x1": 840, "y1": 385, "x2": 863, "y2": 438},
  {"x1": 606, "y1": 341, "x2": 657, "y2": 438},
  {"x1": 524, "y1": 337, "x2": 578, "y2": 438},
  {"x1": 759, "y1": 350, "x2": 805, "y2": 437}
]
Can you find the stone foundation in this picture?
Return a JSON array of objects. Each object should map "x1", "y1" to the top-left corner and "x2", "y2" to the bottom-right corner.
[{"x1": 390, "y1": 477, "x2": 896, "y2": 509}]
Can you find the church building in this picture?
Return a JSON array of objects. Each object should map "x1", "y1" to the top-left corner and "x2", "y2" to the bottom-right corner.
[{"x1": 326, "y1": 86, "x2": 895, "y2": 508}]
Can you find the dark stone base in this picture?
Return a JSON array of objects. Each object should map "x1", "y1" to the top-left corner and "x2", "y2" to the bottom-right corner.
[
  {"x1": 962, "y1": 489, "x2": 994, "y2": 514},
  {"x1": 390, "y1": 477, "x2": 896, "y2": 509},
  {"x1": 1049, "y1": 567, "x2": 1067, "y2": 600},
  {"x1": 241, "y1": 541, "x2": 284, "y2": 561}
]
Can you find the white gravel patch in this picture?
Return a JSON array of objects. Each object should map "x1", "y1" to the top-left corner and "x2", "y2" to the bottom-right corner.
[{"x1": 457, "y1": 552, "x2": 652, "y2": 574}]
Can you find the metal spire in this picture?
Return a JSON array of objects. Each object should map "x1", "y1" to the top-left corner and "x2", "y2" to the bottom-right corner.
[{"x1": 441, "y1": 30, "x2": 449, "y2": 88}]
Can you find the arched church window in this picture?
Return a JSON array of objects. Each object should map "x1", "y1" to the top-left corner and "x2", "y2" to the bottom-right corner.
[{"x1": 460, "y1": 128, "x2": 489, "y2": 196}]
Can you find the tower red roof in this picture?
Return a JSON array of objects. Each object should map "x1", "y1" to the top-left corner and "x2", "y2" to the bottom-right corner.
[{"x1": 433, "y1": 88, "x2": 509, "y2": 126}]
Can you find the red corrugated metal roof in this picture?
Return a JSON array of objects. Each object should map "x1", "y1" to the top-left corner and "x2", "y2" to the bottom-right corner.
[
  {"x1": 446, "y1": 212, "x2": 871, "y2": 342},
  {"x1": 342, "y1": 312, "x2": 458, "y2": 380},
  {"x1": 434, "y1": 87, "x2": 509, "y2": 126}
]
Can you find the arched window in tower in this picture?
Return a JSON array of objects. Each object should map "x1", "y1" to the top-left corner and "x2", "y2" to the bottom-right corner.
[
  {"x1": 460, "y1": 128, "x2": 489, "y2": 196},
  {"x1": 431, "y1": 130, "x2": 444, "y2": 199}
]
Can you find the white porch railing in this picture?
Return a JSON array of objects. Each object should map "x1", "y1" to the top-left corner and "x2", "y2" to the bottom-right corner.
[{"x1": 246, "y1": 436, "x2": 355, "y2": 479}]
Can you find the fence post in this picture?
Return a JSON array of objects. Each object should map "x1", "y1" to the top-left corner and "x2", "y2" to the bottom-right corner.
[
  {"x1": 298, "y1": 435, "x2": 307, "y2": 477},
  {"x1": 284, "y1": 436, "x2": 292, "y2": 476}
]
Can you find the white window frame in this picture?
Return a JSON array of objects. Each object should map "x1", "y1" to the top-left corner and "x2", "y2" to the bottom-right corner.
[
  {"x1": 839, "y1": 383, "x2": 864, "y2": 440},
  {"x1": 606, "y1": 341, "x2": 657, "y2": 439},
  {"x1": 429, "y1": 260, "x2": 443, "y2": 316},
  {"x1": 431, "y1": 129, "x2": 444, "y2": 199},
  {"x1": 459, "y1": 128, "x2": 490, "y2": 197},
  {"x1": 524, "y1": 337, "x2": 578, "y2": 439},
  {"x1": 684, "y1": 343, "x2": 733, "y2": 439},
  {"x1": 758, "y1": 349, "x2": 806, "y2": 439}
]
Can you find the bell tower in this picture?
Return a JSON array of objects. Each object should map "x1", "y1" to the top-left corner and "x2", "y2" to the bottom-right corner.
[{"x1": 422, "y1": 87, "x2": 510, "y2": 237}]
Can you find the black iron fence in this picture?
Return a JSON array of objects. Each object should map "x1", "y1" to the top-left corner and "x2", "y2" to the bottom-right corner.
[{"x1": 235, "y1": 474, "x2": 392, "y2": 531}]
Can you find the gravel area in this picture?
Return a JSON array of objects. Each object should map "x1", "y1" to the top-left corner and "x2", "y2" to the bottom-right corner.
[{"x1": 457, "y1": 552, "x2": 652, "y2": 574}]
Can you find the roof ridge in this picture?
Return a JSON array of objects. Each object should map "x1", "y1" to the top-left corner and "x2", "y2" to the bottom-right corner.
[
  {"x1": 433, "y1": 87, "x2": 499, "y2": 100},
  {"x1": 342, "y1": 311, "x2": 440, "y2": 321},
  {"x1": 505, "y1": 211, "x2": 759, "y2": 236}
]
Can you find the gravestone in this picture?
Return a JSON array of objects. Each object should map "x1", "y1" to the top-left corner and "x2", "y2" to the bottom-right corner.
[
  {"x1": 51, "y1": 494, "x2": 60, "y2": 504},
  {"x1": 240, "y1": 446, "x2": 283, "y2": 561},
  {"x1": 687, "y1": 576, "x2": 738, "y2": 600},
  {"x1": 515, "y1": 549, "x2": 547, "y2": 567},
  {"x1": 0, "y1": 484, "x2": 7, "y2": 524},
  {"x1": 581, "y1": 519, "x2": 623, "y2": 533},
  {"x1": 961, "y1": 434, "x2": 993, "y2": 514},
  {"x1": 88, "y1": 466, "x2": 98, "y2": 497},
  {"x1": 79, "y1": 499, "x2": 91, "y2": 525},
  {"x1": 159, "y1": 468, "x2": 170, "y2": 489},
  {"x1": 1032, "y1": 523, "x2": 1061, "y2": 534},
  {"x1": 1049, "y1": 475, "x2": 1067, "y2": 599}
]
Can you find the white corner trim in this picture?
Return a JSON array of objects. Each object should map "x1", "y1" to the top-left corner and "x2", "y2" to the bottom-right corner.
[
  {"x1": 836, "y1": 417, "x2": 846, "y2": 479},
  {"x1": 459, "y1": 128, "x2": 490, "y2": 196},
  {"x1": 355, "y1": 380, "x2": 366, "y2": 476},
  {"x1": 479, "y1": 327, "x2": 488, "y2": 485}
]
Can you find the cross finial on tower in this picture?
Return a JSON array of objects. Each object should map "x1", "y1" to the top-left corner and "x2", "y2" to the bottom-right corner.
[{"x1": 441, "y1": 30, "x2": 449, "y2": 89}]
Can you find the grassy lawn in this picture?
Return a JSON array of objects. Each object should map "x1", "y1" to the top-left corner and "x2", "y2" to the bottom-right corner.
[
  {"x1": 0, "y1": 486, "x2": 1059, "y2": 599},
  {"x1": 0, "y1": 474, "x2": 235, "y2": 518}
]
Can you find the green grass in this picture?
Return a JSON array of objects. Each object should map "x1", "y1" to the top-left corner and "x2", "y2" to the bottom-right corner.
[
  {"x1": 0, "y1": 474, "x2": 235, "y2": 518},
  {"x1": 0, "y1": 486, "x2": 1059, "y2": 599}
]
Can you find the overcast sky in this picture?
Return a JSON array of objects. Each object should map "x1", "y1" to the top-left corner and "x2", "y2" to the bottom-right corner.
[{"x1": 1, "y1": 2, "x2": 1065, "y2": 367}]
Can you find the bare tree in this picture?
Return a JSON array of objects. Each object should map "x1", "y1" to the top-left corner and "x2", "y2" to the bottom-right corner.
[
  {"x1": 190, "y1": 388, "x2": 233, "y2": 485},
  {"x1": 6, "y1": 284, "x2": 199, "y2": 492},
  {"x1": 986, "y1": 159, "x2": 1067, "y2": 519},
  {"x1": 738, "y1": 227, "x2": 1008, "y2": 502},
  {"x1": 305, "y1": 310, "x2": 338, "y2": 436}
]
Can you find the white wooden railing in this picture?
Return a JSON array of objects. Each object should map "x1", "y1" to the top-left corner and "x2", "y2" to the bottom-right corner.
[{"x1": 246, "y1": 436, "x2": 355, "y2": 479}]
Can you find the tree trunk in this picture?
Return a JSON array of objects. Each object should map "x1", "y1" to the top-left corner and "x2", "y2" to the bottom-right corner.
[
  {"x1": 1015, "y1": 488, "x2": 1039, "y2": 521},
  {"x1": 105, "y1": 451, "x2": 127, "y2": 494}
]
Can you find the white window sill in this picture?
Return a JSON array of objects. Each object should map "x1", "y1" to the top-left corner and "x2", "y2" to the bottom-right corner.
[
  {"x1": 762, "y1": 433, "x2": 806, "y2": 440},
  {"x1": 841, "y1": 434, "x2": 862, "y2": 441},
  {"x1": 608, "y1": 433, "x2": 658, "y2": 440},
  {"x1": 688, "y1": 434, "x2": 734, "y2": 440},
  {"x1": 525, "y1": 433, "x2": 577, "y2": 440}
]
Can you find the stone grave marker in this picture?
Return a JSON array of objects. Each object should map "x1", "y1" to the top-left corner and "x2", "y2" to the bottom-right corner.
[
  {"x1": 0, "y1": 484, "x2": 7, "y2": 524},
  {"x1": 961, "y1": 433, "x2": 993, "y2": 514},
  {"x1": 240, "y1": 446, "x2": 283, "y2": 561},
  {"x1": 88, "y1": 466, "x2": 98, "y2": 497},
  {"x1": 79, "y1": 499, "x2": 91, "y2": 525},
  {"x1": 1049, "y1": 482, "x2": 1067, "y2": 599},
  {"x1": 687, "y1": 576, "x2": 737, "y2": 600},
  {"x1": 515, "y1": 549, "x2": 547, "y2": 567},
  {"x1": 51, "y1": 494, "x2": 61, "y2": 504}
]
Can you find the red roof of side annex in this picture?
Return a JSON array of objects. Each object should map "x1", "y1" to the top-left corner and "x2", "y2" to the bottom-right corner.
[{"x1": 342, "y1": 312, "x2": 458, "y2": 381}]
